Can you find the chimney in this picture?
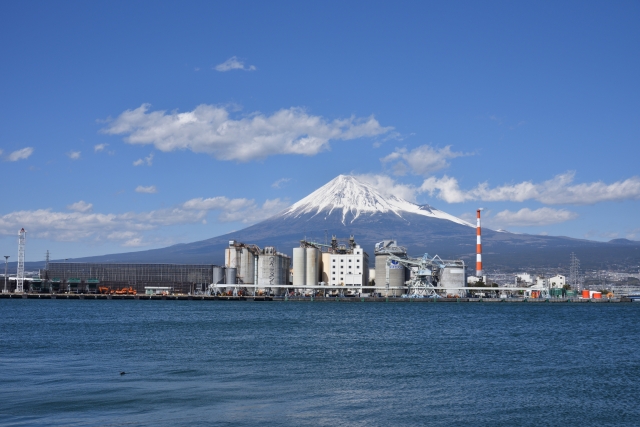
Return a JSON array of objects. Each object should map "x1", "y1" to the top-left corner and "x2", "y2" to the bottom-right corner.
[{"x1": 476, "y1": 209, "x2": 483, "y2": 277}]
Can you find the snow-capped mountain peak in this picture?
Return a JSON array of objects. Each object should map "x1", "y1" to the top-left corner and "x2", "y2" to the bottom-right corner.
[{"x1": 283, "y1": 175, "x2": 473, "y2": 227}]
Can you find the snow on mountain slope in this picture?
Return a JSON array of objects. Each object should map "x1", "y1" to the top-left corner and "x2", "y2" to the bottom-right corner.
[{"x1": 282, "y1": 175, "x2": 473, "y2": 227}]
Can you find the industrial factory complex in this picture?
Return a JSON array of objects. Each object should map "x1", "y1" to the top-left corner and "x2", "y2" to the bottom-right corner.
[{"x1": 2, "y1": 211, "x2": 639, "y2": 301}]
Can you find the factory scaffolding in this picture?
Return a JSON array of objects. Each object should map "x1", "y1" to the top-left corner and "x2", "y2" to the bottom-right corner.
[{"x1": 385, "y1": 253, "x2": 466, "y2": 297}]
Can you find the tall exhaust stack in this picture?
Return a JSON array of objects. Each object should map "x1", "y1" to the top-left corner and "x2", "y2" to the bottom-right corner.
[{"x1": 476, "y1": 209, "x2": 483, "y2": 277}]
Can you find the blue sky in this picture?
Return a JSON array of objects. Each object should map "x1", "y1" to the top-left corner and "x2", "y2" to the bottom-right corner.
[{"x1": 1, "y1": 1, "x2": 639, "y2": 261}]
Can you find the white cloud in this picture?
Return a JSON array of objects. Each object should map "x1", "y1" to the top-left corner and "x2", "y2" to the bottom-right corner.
[
  {"x1": 420, "y1": 175, "x2": 470, "y2": 203},
  {"x1": 135, "y1": 185, "x2": 157, "y2": 194},
  {"x1": 7, "y1": 147, "x2": 34, "y2": 161},
  {"x1": 183, "y1": 196, "x2": 253, "y2": 211},
  {"x1": 94, "y1": 143, "x2": 108, "y2": 152},
  {"x1": 381, "y1": 145, "x2": 469, "y2": 176},
  {"x1": 214, "y1": 56, "x2": 256, "y2": 72},
  {"x1": 271, "y1": 178, "x2": 290, "y2": 189},
  {"x1": 101, "y1": 104, "x2": 392, "y2": 162},
  {"x1": 355, "y1": 173, "x2": 420, "y2": 202},
  {"x1": 420, "y1": 172, "x2": 640, "y2": 205},
  {"x1": 133, "y1": 153, "x2": 154, "y2": 166},
  {"x1": 492, "y1": 208, "x2": 578, "y2": 227},
  {"x1": 67, "y1": 151, "x2": 81, "y2": 160},
  {"x1": 67, "y1": 201, "x2": 93, "y2": 213},
  {"x1": 0, "y1": 193, "x2": 291, "y2": 246},
  {"x1": 123, "y1": 237, "x2": 145, "y2": 247},
  {"x1": 183, "y1": 196, "x2": 289, "y2": 223}
]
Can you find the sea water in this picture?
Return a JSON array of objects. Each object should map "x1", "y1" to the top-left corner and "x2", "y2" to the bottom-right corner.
[{"x1": 1, "y1": 300, "x2": 639, "y2": 426}]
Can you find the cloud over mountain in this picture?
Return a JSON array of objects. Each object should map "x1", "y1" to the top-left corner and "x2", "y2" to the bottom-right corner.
[
  {"x1": 421, "y1": 172, "x2": 640, "y2": 205},
  {"x1": 102, "y1": 104, "x2": 392, "y2": 162}
]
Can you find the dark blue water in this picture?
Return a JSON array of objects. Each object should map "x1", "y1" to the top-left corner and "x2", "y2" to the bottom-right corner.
[{"x1": 1, "y1": 300, "x2": 639, "y2": 426}]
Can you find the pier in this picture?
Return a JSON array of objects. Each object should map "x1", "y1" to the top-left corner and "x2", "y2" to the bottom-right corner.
[{"x1": 0, "y1": 293, "x2": 633, "y2": 303}]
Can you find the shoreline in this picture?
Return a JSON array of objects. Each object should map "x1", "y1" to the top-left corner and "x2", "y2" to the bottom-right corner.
[{"x1": 0, "y1": 293, "x2": 635, "y2": 303}]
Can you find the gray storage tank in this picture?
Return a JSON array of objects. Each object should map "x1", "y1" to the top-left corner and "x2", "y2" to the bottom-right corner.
[
  {"x1": 440, "y1": 266, "x2": 465, "y2": 296},
  {"x1": 388, "y1": 259, "x2": 407, "y2": 296},
  {"x1": 225, "y1": 267, "x2": 237, "y2": 287},
  {"x1": 212, "y1": 266, "x2": 226, "y2": 285}
]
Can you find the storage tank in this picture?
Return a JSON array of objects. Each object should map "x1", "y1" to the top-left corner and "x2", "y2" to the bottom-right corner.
[
  {"x1": 225, "y1": 268, "x2": 237, "y2": 286},
  {"x1": 225, "y1": 246, "x2": 239, "y2": 269},
  {"x1": 305, "y1": 247, "x2": 320, "y2": 287},
  {"x1": 375, "y1": 254, "x2": 405, "y2": 296},
  {"x1": 375, "y1": 254, "x2": 388, "y2": 288},
  {"x1": 440, "y1": 266, "x2": 466, "y2": 295},
  {"x1": 256, "y1": 247, "x2": 277, "y2": 284},
  {"x1": 240, "y1": 248, "x2": 255, "y2": 284},
  {"x1": 293, "y1": 247, "x2": 306, "y2": 288},
  {"x1": 388, "y1": 259, "x2": 406, "y2": 296},
  {"x1": 212, "y1": 266, "x2": 225, "y2": 285}
]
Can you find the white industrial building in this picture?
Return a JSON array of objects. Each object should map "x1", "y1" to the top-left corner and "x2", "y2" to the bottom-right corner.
[
  {"x1": 549, "y1": 275, "x2": 566, "y2": 288},
  {"x1": 292, "y1": 236, "x2": 370, "y2": 294},
  {"x1": 327, "y1": 245, "x2": 369, "y2": 287},
  {"x1": 223, "y1": 241, "x2": 290, "y2": 294},
  {"x1": 536, "y1": 276, "x2": 549, "y2": 287}
]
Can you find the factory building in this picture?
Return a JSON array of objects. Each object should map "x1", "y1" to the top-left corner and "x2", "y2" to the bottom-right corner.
[
  {"x1": 221, "y1": 241, "x2": 290, "y2": 295},
  {"x1": 549, "y1": 275, "x2": 566, "y2": 288},
  {"x1": 43, "y1": 262, "x2": 216, "y2": 294},
  {"x1": 257, "y1": 246, "x2": 291, "y2": 292},
  {"x1": 327, "y1": 246, "x2": 368, "y2": 287},
  {"x1": 225, "y1": 241, "x2": 260, "y2": 284},
  {"x1": 293, "y1": 236, "x2": 369, "y2": 293}
]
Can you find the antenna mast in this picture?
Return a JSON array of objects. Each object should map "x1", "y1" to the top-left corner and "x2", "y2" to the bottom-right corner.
[{"x1": 17, "y1": 228, "x2": 26, "y2": 293}]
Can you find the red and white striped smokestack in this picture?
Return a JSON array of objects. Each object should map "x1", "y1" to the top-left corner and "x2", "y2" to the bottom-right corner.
[{"x1": 476, "y1": 208, "x2": 483, "y2": 277}]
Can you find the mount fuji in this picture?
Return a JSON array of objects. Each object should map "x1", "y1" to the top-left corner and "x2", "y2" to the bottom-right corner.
[{"x1": 71, "y1": 175, "x2": 640, "y2": 270}]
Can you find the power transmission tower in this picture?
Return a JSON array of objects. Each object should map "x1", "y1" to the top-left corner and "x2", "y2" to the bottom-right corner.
[
  {"x1": 569, "y1": 252, "x2": 581, "y2": 292},
  {"x1": 17, "y1": 228, "x2": 26, "y2": 293}
]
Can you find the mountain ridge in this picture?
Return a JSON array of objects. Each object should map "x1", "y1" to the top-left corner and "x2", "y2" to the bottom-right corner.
[{"x1": 59, "y1": 175, "x2": 640, "y2": 270}]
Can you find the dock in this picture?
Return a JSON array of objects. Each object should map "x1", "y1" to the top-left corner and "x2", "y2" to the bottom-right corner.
[{"x1": 0, "y1": 293, "x2": 634, "y2": 303}]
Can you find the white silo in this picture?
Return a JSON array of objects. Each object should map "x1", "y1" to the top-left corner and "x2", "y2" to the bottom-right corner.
[
  {"x1": 240, "y1": 248, "x2": 255, "y2": 284},
  {"x1": 305, "y1": 247, "x2": 320, "y2": 287},
  {"x1": 225, "y1": 243, "x2": 239, "y2": 269},
  {"x1": 293, "y1": 247, "x2": 306, "y2": 288},
  {"x1": 440, "y1": 266, "x2": 466, "y2": 296}
]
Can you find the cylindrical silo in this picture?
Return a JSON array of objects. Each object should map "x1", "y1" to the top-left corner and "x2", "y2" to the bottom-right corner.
[
  {"x1": 225, "y1": 267, "x2": 237, "y2": 286},
  {"x1": 254, "y1": 247, "x2": 277, "y2": 292},
  {"x1": 225, "y1": 247, "x2": 239, "y2": 268},
  {"x1": 440, "y1": 266, "x2": 465, "y2": 295},
  {"x1": 240, "y1": 248, "x2": 255, "y2": 284},
  {"x1": 212, "y1": 266, "x2": 225, "y2": 284},
  {"x1": 293, "y1": 247, "x2": 306, "y2": 288},
  {"x1": 388, "y1": 260, "x2": 406, "y2": 296},
  {"x1": 305, "y1": 248, "x2": 320, "y2": 287},
  {"x1": 375, "y1": 254, "x2": 388, "y2": 291}
]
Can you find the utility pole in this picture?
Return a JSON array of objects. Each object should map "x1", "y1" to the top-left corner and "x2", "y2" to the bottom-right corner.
[{"x1": 3, "y1": 256, "x2": 8, "y2": 294}]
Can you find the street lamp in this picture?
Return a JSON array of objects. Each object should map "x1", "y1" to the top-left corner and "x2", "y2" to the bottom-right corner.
[{"x1": 3, "y1": 256, "x2": 8, "y2": 294}]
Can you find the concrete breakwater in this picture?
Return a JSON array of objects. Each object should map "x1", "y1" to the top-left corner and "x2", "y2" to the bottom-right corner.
[{"x1": 0, "y1": 293, "x2": 634, "y2": 303}]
